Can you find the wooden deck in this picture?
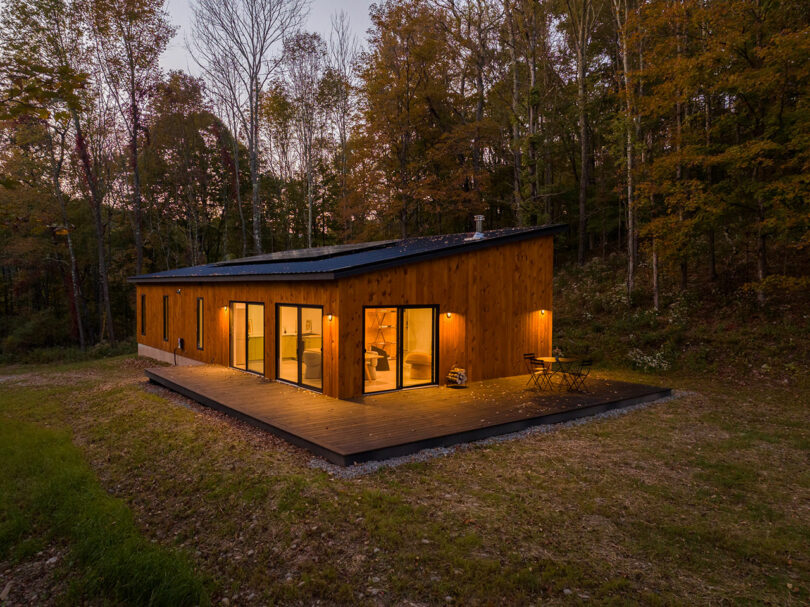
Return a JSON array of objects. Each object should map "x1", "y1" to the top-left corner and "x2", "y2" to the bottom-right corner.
[{"x1": 145, "y1": 366, "x2": 671, "y2": 466}]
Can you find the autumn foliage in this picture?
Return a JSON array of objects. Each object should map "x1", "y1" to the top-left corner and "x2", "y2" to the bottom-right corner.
[{"x1": 0, "y1": 0, "x2": 808, "y2": 351}]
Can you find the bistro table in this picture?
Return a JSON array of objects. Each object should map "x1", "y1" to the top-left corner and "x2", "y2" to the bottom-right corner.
[{"x1": 536, "y1": 357, "x2": 579, "y2": 391}]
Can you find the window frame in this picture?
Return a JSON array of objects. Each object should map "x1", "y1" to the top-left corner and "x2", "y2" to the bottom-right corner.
[
  {"x1": 275, "y1": 303, "x2": 324, "y2": 393},
  {"x1": 162, "y1": 295, "x2": 169, "y2": 342},
  {"x1": 361, "y1": 304, "x2": 439, "y2": 395},
  {"x1": 140, "y1": 294, "x2": 146, "y2": 336},
  {"x1": 196, "y1": 297, "x2": 204, "y2": 350}
]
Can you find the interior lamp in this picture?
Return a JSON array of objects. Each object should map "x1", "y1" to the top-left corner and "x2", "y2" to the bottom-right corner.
[
  {"x1": 327, "y1": 313, "x2": 333, "y2": 321},
  {"x1": 540, "y1": 309, "x2": 546, "y2": 315},
  {"x1": 445, "y1": 312, "x2": 452, "y2": 319}
]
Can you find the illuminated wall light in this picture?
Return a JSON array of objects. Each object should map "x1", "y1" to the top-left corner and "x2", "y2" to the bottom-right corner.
[
  {"x1": 327, "y1": 313, "x2": 333, "y2": 321},
  {"x1": 445, "y1": 312, "x2": 452, "y2": 319},
  {"x1": 540, "y1": 309, "x2": 546, "y2": 316}
]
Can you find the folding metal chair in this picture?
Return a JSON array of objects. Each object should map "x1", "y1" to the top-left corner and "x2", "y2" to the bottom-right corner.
[
  {"x1": 555, "y1": 356, "x2": 574, "y2": 391},
  {"x1": 567, "y1": 359, "x2": 593, "y2": 392},
  {"x1": 524, "y1": 353, "x2": 553, "y2": 391},
  {"x1": 531, "y1": 357, "x2": 554, "y2": 390},
  {"x1": 523, "y1": 353, "x2": 537, "y2": 387}
]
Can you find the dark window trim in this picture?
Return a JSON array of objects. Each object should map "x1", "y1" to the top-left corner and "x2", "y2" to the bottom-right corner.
[
  {"x1": 196, "y1": 297, "x2": 204, "y2": 350},
  {"x1": 228, "y1": 300, "x2": 266, "y2": 377},
  {"x1": 275, "y1": 303, "x2": 324, "y2": 394},
  {"x1": 361, "y1": 304, "x2": 439, "y2": 395},
  {"x1": 140, "y1": 294, "x2": 146, "y2": 336},
  {"x1": 162, "y1": 295, "x2": 169, "y2": 342}
]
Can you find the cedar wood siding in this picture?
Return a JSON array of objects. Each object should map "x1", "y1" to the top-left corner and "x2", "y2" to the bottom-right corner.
[
  {"x1": 136, "y1": 282, "x2": 341, "y2": 396},
  {"x1": 336, "y1": 236, "x2": 552, "y2": 398},
  {"x1": 136, "y1": 235, "x2": 553, "y2": 399}
]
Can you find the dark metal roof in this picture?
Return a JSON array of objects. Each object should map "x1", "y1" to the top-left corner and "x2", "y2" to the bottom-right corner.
[{"x1": 128, "y1": 224, "x2": 566, "y2": 284}]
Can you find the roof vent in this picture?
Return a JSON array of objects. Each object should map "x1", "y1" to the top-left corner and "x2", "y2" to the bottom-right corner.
[{"x1": 465, "y1": 215, "x2": 486, "y2": 241}]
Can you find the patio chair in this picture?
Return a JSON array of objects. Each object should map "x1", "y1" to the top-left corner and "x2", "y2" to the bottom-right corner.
[
  {"x1": 524, "y1": 353, "x2": 554, "y2": 391},
  {"x1": 566, "y1": 359, "x2": 593, "y2": 392},
  {"x1": 523, "y1": 353, "x2": 536, "y2": 386},
  {"x1": 555, "y1": 356, "x2": 575, "y2": 391}
]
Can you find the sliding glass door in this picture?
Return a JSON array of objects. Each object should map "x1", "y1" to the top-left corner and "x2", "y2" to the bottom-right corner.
[
  {"x1": 277, "y1": 304, "x2": 323, "y2": 391},
  {"x1": 230, "y1": 302, "x2": 264, "y2": 375},
  {"x1": 364, "y1": 306, "x2": 437, "y2": 393}
]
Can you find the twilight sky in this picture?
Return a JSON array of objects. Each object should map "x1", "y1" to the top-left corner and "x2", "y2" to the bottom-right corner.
[{"x1": 160, "y1": 0, "x2": 374, "y2": 73}]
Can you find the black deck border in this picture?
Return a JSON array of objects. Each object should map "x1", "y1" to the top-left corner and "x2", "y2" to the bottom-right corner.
[
  {"x1": 145, "y1": 369, "x2": 344, "y2": 464},
  {"x1": 145, "y1": 369, "x2": 671, "y2": 466}
]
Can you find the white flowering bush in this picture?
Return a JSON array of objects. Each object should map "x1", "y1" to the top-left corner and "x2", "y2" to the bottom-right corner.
[{"x1": 627, "y1": 347, "x2": 671, "y2": 371}]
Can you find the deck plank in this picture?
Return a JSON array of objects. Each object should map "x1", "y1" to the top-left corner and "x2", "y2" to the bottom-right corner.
[{"x1": 145, "y1": 365, "x2": 671, "y2": 465}]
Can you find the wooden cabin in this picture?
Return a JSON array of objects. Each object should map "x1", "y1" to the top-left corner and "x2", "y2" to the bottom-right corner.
[{"x1": 130, "y1": 224, "x2": 564, "y2": 399}]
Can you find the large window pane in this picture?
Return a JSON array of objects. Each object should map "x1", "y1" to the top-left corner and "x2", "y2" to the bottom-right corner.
[
  {"x1": 402, "y1": 308, "x2": 435, "y2": 387},
  {"x1": 278, "y1": 305, "x2": 298, "y2": 383},
  {"x1": 162, "y1": 295, "x2": 169, "y2": 341},
  {"x1": 196, "y1": 297, "x2": 204, "y2": 350},
  {"x1": 231, "y1": 303, "x2": 246, "y2": 370},
  {"x1": 364, "y1": 307, "x2": 397, "y2": 393},
  {"x1": 247, "y1": 303, "x2": 264, "y2": 374},
  {"x1": 300, "y1": 307, "x2": 322, "y2": 389}
]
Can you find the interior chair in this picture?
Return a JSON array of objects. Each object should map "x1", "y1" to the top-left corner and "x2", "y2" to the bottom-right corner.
[
  {"x1": 302, "y1": 349, "x2": 322, "y2": 379},
  {"x1": 370, "y1": 345, "x2": 390, "y2": 371},
  {"x1": 405, "y1": 351, "x2": 432, "y2": 380}
]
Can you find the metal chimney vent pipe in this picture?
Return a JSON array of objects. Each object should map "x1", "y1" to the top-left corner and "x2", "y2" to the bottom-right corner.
[{"x1": 465, "y1": 214, "x2": 485, "y2": 241}]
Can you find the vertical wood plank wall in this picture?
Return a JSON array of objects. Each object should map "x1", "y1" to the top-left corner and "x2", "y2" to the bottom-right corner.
[
  {"x1": 337, "y1": 237, "x2": 553, "y2": 398},
  {"x1": 136, "y1": 282, "x2": 340, "y2": 396},
  {"x1": 136, "y1": 235, "x2": 553, "y2": 399}
]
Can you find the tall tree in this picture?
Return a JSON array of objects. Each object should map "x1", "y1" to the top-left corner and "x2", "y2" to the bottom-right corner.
[
  {"x1": 326, "y1": 11, "x2": 358, "y2": 238},
  {"x1": 190, "y1": 0, "x2": 308, "y2": 254},
  {"x1": 283, "y1": 32, "x2": 326, "y2": 248},
  {"x1": 87, "y1": 0, "x2": 174, "y2": 275},
  {"x1": 1, "y1": 0, "x2": 117, "y2": 343},
  {"x1": 562, "y1": 0, "x2": 603, "y2": 264},
  {"x1": 611, "y1": 0, "x2": 638, "y2": 294}
]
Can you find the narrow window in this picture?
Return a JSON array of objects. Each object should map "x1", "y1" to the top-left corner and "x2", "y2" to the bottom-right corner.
[
  {"x1": 196, "y1": 297, "x2": 204, "y2": 350},
  {"x1": 162, "y1": 295, "x2": 169, "y2": 341},
  {"x1": 140, "y1": 294, "x2": 146, "y2": 335}
]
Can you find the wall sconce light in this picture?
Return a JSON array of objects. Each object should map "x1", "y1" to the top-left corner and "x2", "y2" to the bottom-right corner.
[
  {"x1": 222, "y1": 305, "x2": 228, "y2": 312},
  {"x1": 327, "y1": 313, "x2": 333, "y2": 321},
  {"x1": 176, "y1": 288, "x2": 182, "y2": 294},
  {"x1": 446, "y1": 312, "x2": 452, "y2": 319},
  {"x1": 540, "y1": 309, "x2": 546, "y2": 315}
]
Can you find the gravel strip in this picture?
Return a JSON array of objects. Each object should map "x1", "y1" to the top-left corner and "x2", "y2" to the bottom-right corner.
[{"x1": 311, "y1": 391, "x2": 687, "y2": 479}]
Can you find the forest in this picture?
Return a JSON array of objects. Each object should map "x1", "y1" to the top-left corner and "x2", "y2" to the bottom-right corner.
[{"x1": 0, "y1": 0, "x2": 808, "y2": 355}]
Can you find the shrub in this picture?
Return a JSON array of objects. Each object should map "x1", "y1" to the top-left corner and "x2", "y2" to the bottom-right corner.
[{"x1": 1, "y1": 310, "x2": 73, "y2": 354}]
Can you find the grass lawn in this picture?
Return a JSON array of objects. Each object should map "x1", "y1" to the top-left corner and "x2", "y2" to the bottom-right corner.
[{"x1": 0, "y1": 355, "x2": 808, "y2": 605}]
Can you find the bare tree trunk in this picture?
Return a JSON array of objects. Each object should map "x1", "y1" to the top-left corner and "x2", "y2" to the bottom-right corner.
[
  {"x1": 307, "y1": 145, "x2": 313, "y2": 248},
  {"x1": 565, "y1": 0, "x2": 597, "y2": 265},
  {"x1": 676, "y1": 24, "x2": 687, "y2": 291},
  {"x1": 71, "y1": 109, "x2": 115, "y2": 344},
  {"x1": 130, "y1": 67, "x2": 144, "y2": 274},
  {"x1": 576, "y1": 40, "x2": 589, "y2": 265},
  {"x1": 652, "y1": 236, "x2": 659, "y2": 311},
  {"x1": 507, "y1": 4, "x2": 523, "y2": 225},
  {"x1": 250, "y1": 88, "x2": 262, "y2": 254},
  {"x1": 613, "y1": 0, "x2": 635, "y2": 294},
  {"x1": 756, "y1": 192, "x2": 767, "y2": 306},
  {"x1": 48, "y1": 129, "x2": 86, "y2": 350},
  {"x1": 703, "y1": 94, "x2": 718, "y2": 282},
  {"x1": 230, "y1": 130, "x2": 247, "y2": 257}
]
